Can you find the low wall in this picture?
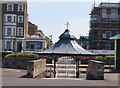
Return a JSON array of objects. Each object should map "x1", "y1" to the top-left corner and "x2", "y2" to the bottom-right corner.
[
  {"x1": 27, "y1": 59, "x2": 46, "y2": 78},
  {"x1": 2, "y1": 58, "x2": 38, "y2": 69},
  {"x1": 81, "y1": 59, "x2": 114, "y2": 65},
  {"x1": 86, "y1": 60, "x2": 104, "y2": 80}
]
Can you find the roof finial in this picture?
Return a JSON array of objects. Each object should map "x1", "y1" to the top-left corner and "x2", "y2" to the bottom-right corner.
[
  {"x1": 65, "y1": 22, "x2": 70, "y2": 29},
  {"x1": 93, "y1": 0, "x2": 95, "y2": 7}
]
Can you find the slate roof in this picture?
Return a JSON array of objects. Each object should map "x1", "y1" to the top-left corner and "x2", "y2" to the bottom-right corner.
[{"x1": 39, "y1": 29, "x2": 94, "y2": 56}]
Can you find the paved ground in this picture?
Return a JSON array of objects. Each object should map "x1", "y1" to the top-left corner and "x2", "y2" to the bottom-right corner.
[{"x1": 1, "y1": 68, "x2": 119, "y2": 87}]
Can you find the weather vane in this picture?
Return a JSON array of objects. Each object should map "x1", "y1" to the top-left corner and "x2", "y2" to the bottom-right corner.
[{"x1": 65, "y1": 22, "x2": 70, "y2": 29}]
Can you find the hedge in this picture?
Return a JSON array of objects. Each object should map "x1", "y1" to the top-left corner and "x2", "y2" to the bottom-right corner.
[{"x1": 5, "y1": 52, "x2": 38, "y2": 59}]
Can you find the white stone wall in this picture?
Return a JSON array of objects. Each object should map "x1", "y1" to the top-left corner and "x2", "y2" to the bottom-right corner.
[{"x1": 27, "y1": 59, "x2": 46, "y2": 78}]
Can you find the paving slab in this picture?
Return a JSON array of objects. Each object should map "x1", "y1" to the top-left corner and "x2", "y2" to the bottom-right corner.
[{"x1": 1, "y1": 68, "x2": 119, "y2": 87}]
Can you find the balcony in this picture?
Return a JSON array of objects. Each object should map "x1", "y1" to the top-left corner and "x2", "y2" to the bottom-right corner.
[
  {"x1": 3, "y1": 22, "x2": 16, "y2": 26},
  {"x1": 3, "y1": 35, "x2": 16, "y2": 39}
]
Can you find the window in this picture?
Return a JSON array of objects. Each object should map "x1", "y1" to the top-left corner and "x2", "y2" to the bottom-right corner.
[
  {"x1": 106, "y1": 23, "x2": 111, "y2": 27},
  {"x1": 18, "y1": 4, "x2": 24, "y2": 11},
  {"x1": 5, "y1": 15, "x2": 16, "y2": 22},
  {"x1": 7, "y1": 4, "x2": 13, "y2": 11},
  {"x1": 7, "y1": 16, "x2": 12, "y2": 22},
  {"x1": 105, "y1": 42, "x2": 111, "y2": 50},
  {"x1": 7, "y1": 28, "x2": 12, "y2": 36},
  {"x1": 102, "y1": 34, "x2": 106, "y2": 39},
  {"x1": 106, "y1": 9, "x2": 111, "y2": 16},
  {"x1": 13, "y1": 28, "x2": 15, "y2": 36},
  {"x1": 105, "y1": 31, "x2": 111, "y2": 39},
  {"x1": 18, "y1": 16, "x2": 23, "y2": 23},
  {"x1": 13, "y1": 16, "x2": 16, "y2": 22},
  {"x1": 106, "y1": 19, "x2": 111, "y2": 23},
  {"x1": 97, "y1": 43, "x2": 100, "y2": 47},
  {"x1": 17, "y1": 27, "x2": 23, "y2": 36},
  {"x1": 6, "y1": 41, "x2": 11, "y2": 50},
  {"x1": 118, "y1": 9, "x2": 120, "y2": 18}
]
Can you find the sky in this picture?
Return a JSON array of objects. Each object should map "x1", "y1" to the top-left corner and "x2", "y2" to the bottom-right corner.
[{"x1": 27, "y1": 0, "x2": 120, "y2": 43}]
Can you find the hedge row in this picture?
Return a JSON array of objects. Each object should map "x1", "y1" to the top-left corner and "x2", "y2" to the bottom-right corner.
[{"x1": 4, "y1": 52, "x2": 38, "y2": 59}]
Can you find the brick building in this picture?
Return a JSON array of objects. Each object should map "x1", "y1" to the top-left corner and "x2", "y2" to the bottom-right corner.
[
  {"x1": 28, "y1": 21, "x2": 37, "y2": 36},
  {"x1": 89, "y1": 2, "x2": 120, "y2": 50},
  {"x1": 1, "y1": 0, "x2": 46, "y2": 52}
]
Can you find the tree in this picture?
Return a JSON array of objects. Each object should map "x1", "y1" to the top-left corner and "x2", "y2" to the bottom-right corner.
[{"x1": 45, "y1": 36, "x2": 52, "y2": 49}]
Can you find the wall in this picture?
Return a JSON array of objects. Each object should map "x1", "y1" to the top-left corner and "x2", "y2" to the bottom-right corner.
[
  {"x1": 28, "y1": 21, "x2": 37, "y2": 36},
  {"x1": 2, "y1": 57, "x2": 38, "y2": 69},
  {"x1": 27, "y1": 59, "x2": 46, "y2": 78},
  {"x1": 86, "y1": 60, "x2": 104, "y2": 80}
]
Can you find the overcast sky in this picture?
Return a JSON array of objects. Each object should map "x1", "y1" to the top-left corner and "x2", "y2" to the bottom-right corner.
[{"x1": 27, "y1": 0, "x2": 120, "y2": 43}]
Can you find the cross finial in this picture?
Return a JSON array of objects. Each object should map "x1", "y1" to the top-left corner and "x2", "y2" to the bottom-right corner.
[{"x1": 65, "y1": 22, "x2": 70, "y2": 29}]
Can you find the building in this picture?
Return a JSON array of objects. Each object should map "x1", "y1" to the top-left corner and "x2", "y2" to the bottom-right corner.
[
  {"x1": 0, "y1": 1, "x2": 2, "y2": 40},
  {"x1": 28, "y1": 21, "x2": 37, "y2": 36},
  {"x1": 89, "y1": 2, "x2": 120, "y2": 50},
  {"x1": 25, "y1": 34, "x2": 46, "y2": 51},
  {"x1": 1, "y1": 0, "x2": 46, "y2": 52},
  {"x1": 26, "y1": 21, "x2": 46, "y2": 51},
  {"x1": 0, "y1": 2, "x2": 2, "y2": 52},
  {"x1": 77, "y1": 36, "x2": 89, "y2": 49},
  {"x1": 1, "y1": 0, "x2": 28, "y2": 51}
]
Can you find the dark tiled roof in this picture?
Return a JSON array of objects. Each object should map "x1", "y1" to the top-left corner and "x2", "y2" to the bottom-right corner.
[{"x1": 40, "y1": 29, "x2": 94, "y2": 55}]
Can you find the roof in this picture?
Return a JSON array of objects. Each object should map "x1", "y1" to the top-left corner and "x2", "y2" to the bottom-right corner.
[
  {"x1": 59, "y1": 29, "x2": 76, "y2": 40},
  {"x1": 110, "y1": 34, "x2": 120, "y2": 40},
  {"x1": 90, "y1": 7, "x2": 101, "y2": 15},
  {"x1": 1, "y1": 0, "x2": 27, "y2": 3},
  {"x1": 39, "y1": 29, "x2": 95, "y2": 56}
]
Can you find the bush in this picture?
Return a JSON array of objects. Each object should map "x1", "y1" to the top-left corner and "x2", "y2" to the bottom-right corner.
[
  {"x1": 96, "y1": 55, "x2": 114, "y2": 61},
  {"x1": 5, "y1": 52, "x2": 38, "y2": 59},
  {"x1": 96, "y1": 55, "x2": 106, "y2": 61},
  {"x1": 2, "y1": 52, "x2": 13, "y2": 58}
]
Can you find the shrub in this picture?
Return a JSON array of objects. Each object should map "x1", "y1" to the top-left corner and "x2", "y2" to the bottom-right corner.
[
  {"x1": 96, "y1": 55, "x2": 106, "y2": 61},
  {"x1": 2, "y1": 52, "x2": 13, "y2": 58},
  {"x1": 96, "y1": 55, "x2": 114, "y2": 61},
  {"x1": 106, "y1": 55, "x2": 114, "y2": 60},
  {"x1": 5, "y1": 52, "x2": 38, "y2": 59}
]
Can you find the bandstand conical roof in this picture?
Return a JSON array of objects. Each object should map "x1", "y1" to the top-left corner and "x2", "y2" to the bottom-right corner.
[{"x1": 39, "y1": 29, "x2": 94, "y2": 56}]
